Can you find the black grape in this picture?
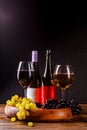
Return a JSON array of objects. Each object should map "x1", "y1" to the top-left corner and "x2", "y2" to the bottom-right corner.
[{"x1": 42, "y1": 98, "x2": 82, "y2": 115}]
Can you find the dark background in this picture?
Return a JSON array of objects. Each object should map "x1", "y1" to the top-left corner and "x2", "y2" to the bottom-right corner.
[{"x1": 0, "y1": 0, "x2": 87, "y2": 103}]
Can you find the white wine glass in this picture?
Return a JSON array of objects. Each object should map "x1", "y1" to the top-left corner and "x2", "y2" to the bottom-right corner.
[{"x1": 53, "y1": 65, "x2": 74, "y2": 100}]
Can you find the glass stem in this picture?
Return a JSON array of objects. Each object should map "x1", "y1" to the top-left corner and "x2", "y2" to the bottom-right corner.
[
  {"x1": 61, "y1": 89, "x2": 65, "y2": 100},
  {"x1": 24, "y1": 89, "x2": 27, "y2": 97}
]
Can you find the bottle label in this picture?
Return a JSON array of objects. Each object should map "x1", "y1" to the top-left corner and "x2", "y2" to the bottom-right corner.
[
  {"x1": 27, "y1": 87, "x2": 40, "y2": 103},
  {"x1": 36, "y1": 88, "x2": 41, "y2": 103},
  {"x1": 41, "y1": 86, "x2": 57, "y2": 105},
  {"x1": 50, "y1": 86, "x2": 57, "y2": 99},
  {"x1": 41, "y1": 86, "x2": 50, "y2": 105}
]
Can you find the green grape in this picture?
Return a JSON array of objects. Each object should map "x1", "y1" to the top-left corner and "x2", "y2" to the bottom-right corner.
[
  {"x1": 16, "y1": 111, "x2": 22, "y2": 120},
  {"x1": 17, "y1": 97, "x2": 22, "y2": 103},
  {"x1": 29, "y1": 103, "x2": 38, "y2": 109},
  {"x1": 6, "y1": 100, "x2": 14, "y2": 106},
  {"x1": 25, "y1": 103, "x2": 30, "y2": 110},
  {"x1": 19, "y1": 106, "x2": 24, "y2": 111},
  {"x1": 11, "y1": 117, "x2": 17, "y2": 122},
  {"x1": 28, "y1": 122, "x2": 34, "y2": 127},
  {"x1": 6, "y1": 94, "x2": 38, "y2": 126},
  {"x1": 12, "y1": 95, "x2": 19, "y2": 101},
  {"x1": 22, "y1": 97, "x2": 27, "y2": 102},
  {"x1": 6, "y1": 100, "x2": 11, "y2": 105},
  {"x1": 25, "y1": 111, "x2": 30, "y2": 116},
  {"x1": 27, "y1": 98, "x2": 33, "y2": 103},
  {"x1": 10, "y1": 99, "x2": 15, "y2": 106},
  {"x1": 15, "y1": 103, "x2": 21, "y2": 108}
]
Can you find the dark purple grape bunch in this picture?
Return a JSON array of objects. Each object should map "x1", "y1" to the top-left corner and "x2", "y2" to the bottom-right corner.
[
  {"x1": 42, "y1": 99, "x2": 58, "y2": 109},
  {"x1": 42, "y1": 98, "x2": 82, "y2": 115},
  {"x1": 42, "y1": 98, "x2": 68, "y2": 109},
  {"x1": 68, "y1": 99, "x2": 82, "y2": 115}
]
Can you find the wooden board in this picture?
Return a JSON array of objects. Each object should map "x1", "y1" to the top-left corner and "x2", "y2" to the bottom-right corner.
[
  {"x1": 0, "y1": 104, "x2": 87, "y2": 130},
  {"x1": 4, "y1": 104, "x2": 87, "y2": 122},
  {"x1": 4, "y1": 105, "x2": 73, "y2": 122}
]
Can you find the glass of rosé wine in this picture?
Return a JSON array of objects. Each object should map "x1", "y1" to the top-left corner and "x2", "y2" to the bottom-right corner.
[
  {"x1": 52, "y1": 65, "x2": 74, "y2": 100},
  {"x1": 17, "y1": 61, "x2": 33, "y2": 97}
]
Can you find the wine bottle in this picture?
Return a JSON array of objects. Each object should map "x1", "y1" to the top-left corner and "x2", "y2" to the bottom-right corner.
[
  {"x1": 27, "y1": 50, "x2": 41, "y2": 107},
  {"x1": 41, "y1": 50, "x2": 57, "y2": 105}
]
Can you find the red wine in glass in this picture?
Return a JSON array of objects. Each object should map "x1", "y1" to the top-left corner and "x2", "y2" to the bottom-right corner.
[
  {"x1": 17, "y1": 61, "x2": 33, "y2": 96},
  {"x1": 18, "y1": 70, "x2": 33, "y2": 89}
]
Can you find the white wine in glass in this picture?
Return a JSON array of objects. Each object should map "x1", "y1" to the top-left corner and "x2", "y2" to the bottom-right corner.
[{"x1": 53, "y1": 65, "x2": 74, "y2": 99}]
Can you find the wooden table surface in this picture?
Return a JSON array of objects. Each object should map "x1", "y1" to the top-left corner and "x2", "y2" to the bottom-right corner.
[{"x1": 0, "y1": 104, "x2": 87, "y2": 130}]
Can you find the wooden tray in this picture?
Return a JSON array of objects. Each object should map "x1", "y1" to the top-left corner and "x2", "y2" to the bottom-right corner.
[{"x1": 4, "y1": 104, "x2": 87, "y2": 122}]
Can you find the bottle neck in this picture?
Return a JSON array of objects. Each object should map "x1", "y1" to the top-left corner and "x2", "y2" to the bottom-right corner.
[
  {"x1": 31, "y1": 50, "x2": 40, "y2": 76},
  {"x1": 43, "y1": 50, "x2": 53, "y2": 79},
  {"x1": 33, "y1": 62, "x2": 39, "y2": 73}
]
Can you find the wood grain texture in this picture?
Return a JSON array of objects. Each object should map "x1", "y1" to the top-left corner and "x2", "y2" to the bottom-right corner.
[
  {"x1": 0, "y1": 104, "x2": 87, "y2": 130},
  {"x1": 4, "y1": 105, "x2": 73, "y2": 122}
]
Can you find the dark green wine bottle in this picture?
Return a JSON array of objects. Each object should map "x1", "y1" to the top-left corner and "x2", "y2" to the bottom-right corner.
[{"x1": 41, "y1": 50, "x2": 57, "y2": 105}]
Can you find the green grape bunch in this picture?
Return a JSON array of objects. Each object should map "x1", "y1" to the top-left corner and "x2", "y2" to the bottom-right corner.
[{"x1": 6, "y1": 95, "x2": 38, "y2": 127}]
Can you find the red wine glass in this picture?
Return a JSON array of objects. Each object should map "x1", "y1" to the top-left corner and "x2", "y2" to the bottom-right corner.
[
  {"x1": 17, "y1": 61, "x2": 33, "y2": 97},
  {"x1": 53, "y1": 65, "x2": 74, "y2": 100}
]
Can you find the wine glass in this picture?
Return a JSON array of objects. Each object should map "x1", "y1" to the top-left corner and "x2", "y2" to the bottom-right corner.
[
  {"x1": 17, "y1": 61, "x2": 33, "y2": 97},
  {"x1": 52, "y1": 65, "x2": 74, "y2": 100}
]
